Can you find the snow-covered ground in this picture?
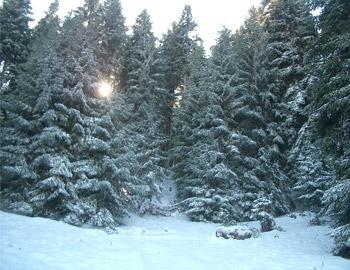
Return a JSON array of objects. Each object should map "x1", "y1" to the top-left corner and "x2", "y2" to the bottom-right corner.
[{"x1": 0, "y1": 211, "x2": 349, "y2": 270}]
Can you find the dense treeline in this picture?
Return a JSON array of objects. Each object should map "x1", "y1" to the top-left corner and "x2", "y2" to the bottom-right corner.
[{"x1": 0, "y1": 0, "x2": 349, "y2": 257}]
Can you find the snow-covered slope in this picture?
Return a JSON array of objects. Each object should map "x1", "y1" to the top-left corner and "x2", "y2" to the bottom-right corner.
[{"x1": 0, "y1": 211, "x2": 349, "y2": 270}]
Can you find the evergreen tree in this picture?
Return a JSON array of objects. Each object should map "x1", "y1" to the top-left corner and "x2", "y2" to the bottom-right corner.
[
  {"x1": 308, "y1": 0, "x2": 350, "y2": 258},
  {"x1": 261, "y1": 0, "x2": 315, "y2": 149},
  {"x1": 258, "y1": 0, "x2": 316, "y2": 212},
  {"x1": 112, "y1": 10, "x2": 167, "y2": 214},
  {"x1": 160, "y1": 5, "x2": 198, "y2": 154},
  {"x1": 289, "y1": 114, "x2": 335, "y2": 210},
  {"x1": 0, "y1": 0, "x2": 32, "y2": 89},
  {"x1": 52, "y1": 0, "x2": 128, "y2": 227},
  {"x1": 173, "y1": 24, "x2": 291, "y2": 223},
  {"x1": 161, "y1": 5, "x2": 197, "y2": 91},
  {"x1": 0, "y1": 0, "x2": 63, "y2": 217},
  {"x1": 172, "y1": 35, "x2": 238, "y2": 222},
  {"x1": 229, "y1": 8, "x2": 293, "y2": 220},
  {"x1": 170, "y1": 42, "x2": 207, "y2": 189}
]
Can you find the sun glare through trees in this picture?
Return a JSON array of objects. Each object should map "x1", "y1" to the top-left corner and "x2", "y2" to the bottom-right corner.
[{"x1": 97, "y1": 81, "x2": 113, "y2": 98}]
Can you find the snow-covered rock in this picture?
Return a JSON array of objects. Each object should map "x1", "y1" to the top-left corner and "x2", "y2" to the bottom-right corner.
[
  {"x1": 215, "y1": 225, "x2": 257, "y2": 240},
  {"x1": 259, "y1": 213, "x2": 276, "y2": 232}
]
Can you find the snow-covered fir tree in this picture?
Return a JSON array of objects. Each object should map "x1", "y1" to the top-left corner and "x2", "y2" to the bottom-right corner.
[
  {"x1": 0, "y1": 0, "x2": 64, "y2": 217},
  {"x1": 111, "y1": 10, "x2": 168, "y2": 215},
  {"x1": 172, "y1": 25, "x2": 291, "y2": 223},
  {"x1": 159, "y1": 5, "x2": 198, "y2": 152},
  {"x1": 229, "y1": 8, "x2": 293, "y2": 219},
  {"x1": 0, "y1": 0, "x2": 32, "y2": 89},
  {"x1": 289, "y1": 114, "x2": 335, "y2": 211},
  {"x1": 171, "y1": 35, "x2": 239, "y2": 223},
  {"x1": 307, "y1": 0, "x2": 350, "y2": 258},
  {"x1": 50, "y1": 0, "x2": 129, "y2": 227},
  {"x1": 257, "y1": 0, "x2": 316, "y2": 210}
]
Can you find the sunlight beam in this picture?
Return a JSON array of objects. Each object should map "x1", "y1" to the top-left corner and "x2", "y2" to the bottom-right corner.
[{"x1": 97, "y1": 81, "x2": 113, "y2": 98}]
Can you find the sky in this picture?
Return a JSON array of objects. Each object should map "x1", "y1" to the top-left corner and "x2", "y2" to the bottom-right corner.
[{"x1": 2, "y1": 0, "x2": 262, "y2": 51}]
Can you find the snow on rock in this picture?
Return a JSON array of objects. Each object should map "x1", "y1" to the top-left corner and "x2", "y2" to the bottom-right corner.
[
  {"x1": 215, "y1": 225, "x2": 257, "y2": 240},
  {"x1": 259, "y1": 212, "x2": 276, "y2": 232},
  {"x1": 0, "y1": 211, "x2": 350, "y2": 270}
]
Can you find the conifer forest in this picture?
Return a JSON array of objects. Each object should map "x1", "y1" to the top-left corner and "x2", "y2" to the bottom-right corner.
[{"x1": 0, "y1": 0, "x2": 349, "y2": 263}]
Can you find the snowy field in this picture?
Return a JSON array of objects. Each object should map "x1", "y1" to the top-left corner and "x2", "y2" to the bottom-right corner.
[{"x1": 0, "y1": 211, "x2": 349, "y2": 270}]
